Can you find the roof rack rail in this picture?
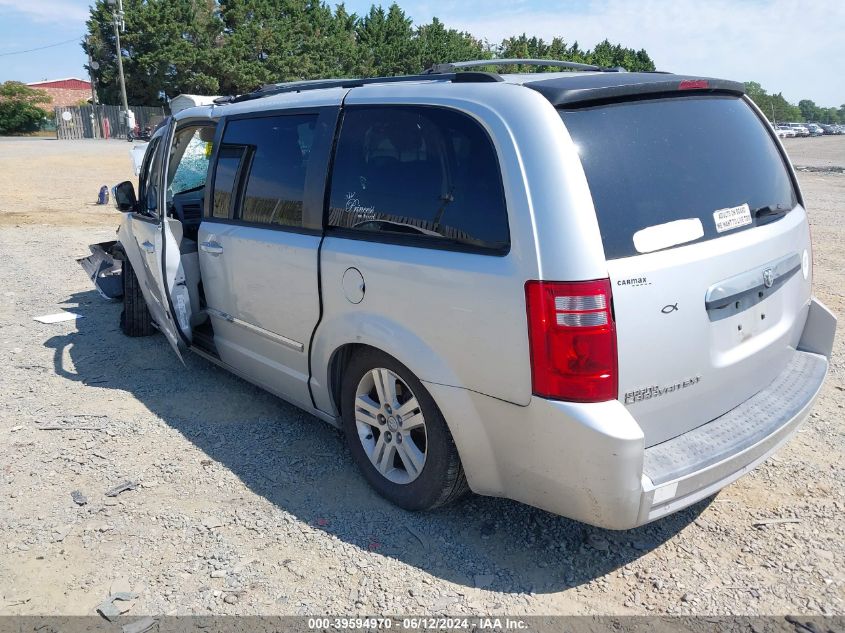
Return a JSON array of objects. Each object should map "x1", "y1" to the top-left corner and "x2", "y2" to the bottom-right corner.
[
  {"x1": 225, "y1": 71, "x2": 502, "y2": 104},
  {"x1": 424, "y1": 58, "x2": 624, "y2": 74}
]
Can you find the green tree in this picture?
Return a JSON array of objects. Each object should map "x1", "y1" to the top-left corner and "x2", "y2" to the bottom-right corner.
[
  {"x1": 303, "y1": 2, "x2": 359, "y2": 78},
  {"x1": 355, "y1": 4, "x2": 418, "y2": 76},
  {"x1": 821, "y1": 108, "x2": 840, "y2": 124},
  {"x1": 416, "y1": 17, "x2": 488, "y2": 71},
  {"x1": 798, "y1": 99, "x2": 818, "y2": 122},
  {"x1": 83, "y1": 0, "x2": 661, "y2": 103},
  {"x1": 796, "y1": 99, "x2": 840, "y2": 123},
  {"x1": 744, "y1": 81, "x2": 802, "y2": 123},
  {"x1": 0, "y1": 82, "x2": 51, "y2": 135},
  {"x1": 498, "y1": 34, "x2": 654, "y2": 72},
  {"x1": 85, "y1": 0, "x2": 223, "y2": 106}
]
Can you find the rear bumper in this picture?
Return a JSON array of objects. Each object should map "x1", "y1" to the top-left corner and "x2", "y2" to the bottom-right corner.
[
  {"x1": 427, "y1": 297, "x2": 834, "y2": 530},
  {"x1": 638, "y1": 349, "x2": 827, "y2": 525}
]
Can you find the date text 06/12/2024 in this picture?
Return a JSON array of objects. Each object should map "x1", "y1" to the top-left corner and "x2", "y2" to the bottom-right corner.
[{"x1": 306, "y1": 617, "x2": 530, "y2": 630}]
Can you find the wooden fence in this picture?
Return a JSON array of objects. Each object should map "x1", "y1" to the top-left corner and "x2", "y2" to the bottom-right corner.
[{"x1": 54, "y1": 105, "x2": 167, "y2": 140}]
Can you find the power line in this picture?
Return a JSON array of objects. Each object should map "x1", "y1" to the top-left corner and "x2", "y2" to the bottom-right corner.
[{"x1": 0, "y1": 37, "x2": 81, "y2": 58}]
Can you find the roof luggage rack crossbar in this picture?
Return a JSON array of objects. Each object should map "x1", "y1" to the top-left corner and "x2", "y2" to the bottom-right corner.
[
  {"x1": 223, "y1": 71, "x2": 503, "y2": 104},
  {"x1": 425, "y1": 58, "x2": 624, "y2": 74}
]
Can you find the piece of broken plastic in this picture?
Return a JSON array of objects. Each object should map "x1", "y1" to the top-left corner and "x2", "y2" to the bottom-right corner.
[
  {"x1": 33, "y1": 312, "x2": 82, "y2": 324},
  {"x1": 105, "y1": 481, "x2": 138, "y2": 497},
  {"x1": 96, "y1": 591, "x2": 138, "y2": 621}
]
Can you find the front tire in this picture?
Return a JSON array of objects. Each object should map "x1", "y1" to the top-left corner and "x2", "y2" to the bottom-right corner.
[
  {"x1": 120, "y1": 259, "x2": 155, "y2": 337},
  {"x1": 341, "y1": 349, "x2": 468, "y2": 511}
]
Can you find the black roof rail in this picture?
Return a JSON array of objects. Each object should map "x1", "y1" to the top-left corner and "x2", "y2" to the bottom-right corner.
[
  {"x1": 425, "y1": 58, "x2": 625, "y2": 74},
  {"x1": 225, "y1": 71, "x2": 502, "y2": 104}
]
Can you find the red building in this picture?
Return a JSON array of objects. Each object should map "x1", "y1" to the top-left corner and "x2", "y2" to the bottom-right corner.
[{"x1": 26, "y1": 78, "x2": 92, "y2": 108}]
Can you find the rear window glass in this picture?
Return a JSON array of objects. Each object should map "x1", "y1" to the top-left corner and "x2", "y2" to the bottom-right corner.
[{"x1": 560, "y1": 95, "x2": 797, "y2": 259}]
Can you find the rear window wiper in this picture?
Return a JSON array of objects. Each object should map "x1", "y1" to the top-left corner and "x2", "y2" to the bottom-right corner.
[{"x1": 753, "y1": 204, "x2": 790, "y2": 225}]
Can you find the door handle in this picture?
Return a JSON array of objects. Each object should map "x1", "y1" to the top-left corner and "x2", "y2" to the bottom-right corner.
[
  {"x1": 200, "y1": 241, "x2": 224, "y2": 255},
  {"x1": 141, "y1": 240, "x2": 155, "y2": 254}
]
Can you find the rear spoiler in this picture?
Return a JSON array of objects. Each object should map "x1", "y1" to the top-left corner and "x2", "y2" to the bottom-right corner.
[{"x1": 525, "y1": 73, "x2": 746, "y2": 106}]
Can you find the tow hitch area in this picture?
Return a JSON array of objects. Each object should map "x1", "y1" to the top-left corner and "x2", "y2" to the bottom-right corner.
[{"x1": 77, "y1": 241, "x2": 123, "y2": 301}]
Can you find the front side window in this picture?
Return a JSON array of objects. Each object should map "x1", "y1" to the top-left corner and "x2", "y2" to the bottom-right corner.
[
  {"x1": 168, "y1": 126, "x2": 213, "y2": 196},
  {"x1": 137, "y1": 137, "x2": 163, "y2": 216},
  {"x1": 327, "y1": 106, "x2": 509, "y2": 252},
  {"x1": 210, "y1": 114, "x2": 316, "y2": 227}
]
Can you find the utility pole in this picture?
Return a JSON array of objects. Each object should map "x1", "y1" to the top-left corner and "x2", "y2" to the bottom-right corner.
[
  {"x1": 86, "y1": 36, "x2": 101, "y2": 138},
  {"x1": 86, "y1": 39, "x2": 99, "y2": 106},
  {"x1": 108, "y1": 0, "x2": 131, "y2": 133}
]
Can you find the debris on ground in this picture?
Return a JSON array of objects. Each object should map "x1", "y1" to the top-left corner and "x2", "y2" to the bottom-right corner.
[
  {"x1": 104, "y1": 481, "x2": 138, "y2": 497},
  {"x1": 122, "y1": 617, "x2": 156, "y2": 633},
  {"x1": 32, "y1": 312, "x2": 83, "y2": 324},
  {"x1": 95, "y1": 592, "x2": 138, "y2": 621},
  {"x1": 71, "y1": 490, "x2": 88, "y2": 506},
  {"x1": 752, "y1": 518, "x2": 802, "y2": 528},
  {"x1": 202, "y1": 515, "x2": 224, "y2": 529}
]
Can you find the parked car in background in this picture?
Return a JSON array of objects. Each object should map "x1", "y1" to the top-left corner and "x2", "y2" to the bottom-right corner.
[
  {"x1": 819, "y1": 124, "x2": 836, "y2": 135},
  {"x1": 79, "y1": 61, "x2": 836, "y2": 529},
  {"x1": 788, "y1": 123, "x2": 810, "y2": 137},
  {"x1": 806, "y1": 123, "x2": 824, "y2": 137},
  {"x1": 776, "y1": 124, "x2": 796, "y2": 138}
]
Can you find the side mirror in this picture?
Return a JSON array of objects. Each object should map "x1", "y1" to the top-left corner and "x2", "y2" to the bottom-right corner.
[{"x1": 112, "y1": 181, "x2": 137, "y2": 212}]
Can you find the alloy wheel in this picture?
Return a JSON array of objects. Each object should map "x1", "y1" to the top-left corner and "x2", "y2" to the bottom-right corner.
[{"x1": 354, "y1": 367, "x2": 427, "y2": 484}]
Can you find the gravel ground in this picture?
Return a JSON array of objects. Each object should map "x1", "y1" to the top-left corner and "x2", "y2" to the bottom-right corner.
[{"x1": 0, "y1": 136, "x2": 843, "y2": 617}]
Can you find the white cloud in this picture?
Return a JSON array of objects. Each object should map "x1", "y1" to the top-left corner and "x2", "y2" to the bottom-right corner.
[
  {"x1": 442, "y1": 0, "x2": 845, "y2": 107},
  {"x1": 0, "y1": 0, "x2": 88, "y2": 23}
]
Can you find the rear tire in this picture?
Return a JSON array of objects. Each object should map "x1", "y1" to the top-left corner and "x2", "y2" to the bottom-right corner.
[
  {"x1": 120, "y1": 259, "x2": 155, "y2": 337},
  {"x1": 341, "y1": 349, "x2": 469, "y2": 511}
]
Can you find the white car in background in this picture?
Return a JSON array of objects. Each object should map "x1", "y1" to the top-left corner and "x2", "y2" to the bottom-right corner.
[
  {"x1": 788, "y1": 123, "x2": 810, "y2": 137},
  {"x1": 774, "y1": 124, "x2": 794, "y2": 138},
  {"x1": 130, "y1": 142, "x2": 149, "y2": 176}
]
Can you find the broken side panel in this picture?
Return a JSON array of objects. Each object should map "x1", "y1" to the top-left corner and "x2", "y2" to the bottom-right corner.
[{"x1": 77, "y1": 240, "x2": 123, "y2": 301}]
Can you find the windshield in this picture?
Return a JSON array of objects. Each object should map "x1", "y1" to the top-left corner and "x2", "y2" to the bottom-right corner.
[{"x1": 560, "y1": 94, "x2": 797, "y2": 259}]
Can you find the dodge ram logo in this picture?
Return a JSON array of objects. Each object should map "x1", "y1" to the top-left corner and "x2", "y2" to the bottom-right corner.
[{"x1": 762, "y1": 268, "x2": 775, "y2": 288}]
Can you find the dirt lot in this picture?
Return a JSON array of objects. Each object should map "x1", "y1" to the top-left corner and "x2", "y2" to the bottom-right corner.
[{"x1": 0, "y1": 136, "x2": 843, "y2": 617}]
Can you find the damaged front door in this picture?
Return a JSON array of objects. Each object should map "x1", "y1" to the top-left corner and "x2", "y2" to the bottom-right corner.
[{"x1": 117, "y1": 122, "x2": 189, "y2": 360}]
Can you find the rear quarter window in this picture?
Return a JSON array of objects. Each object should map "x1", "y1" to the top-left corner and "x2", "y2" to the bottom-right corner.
[
  {"x1": 560, "y1": 95, "x2": 797, "y2": 259},
  {"x1": 327, "y1": 105, "x2": 509, "y2": 253}
]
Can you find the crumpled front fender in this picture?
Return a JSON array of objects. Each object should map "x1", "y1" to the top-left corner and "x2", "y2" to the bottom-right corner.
[{"x1": 77, "y1": 240, "x2": 123, "y2": 301}]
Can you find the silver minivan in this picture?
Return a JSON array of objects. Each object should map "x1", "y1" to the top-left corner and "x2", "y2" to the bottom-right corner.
[{"x1": 82, "y1": 60, "x2": 836, "y2": 529}]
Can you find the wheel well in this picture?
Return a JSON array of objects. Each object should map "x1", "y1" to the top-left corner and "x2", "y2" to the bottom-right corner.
[
  {"x1": 110, "y1": 241, "x2": 126, "y2": 260},
  {"x1": 328, "y1": 343, "x2": 366, "y2": 417}
]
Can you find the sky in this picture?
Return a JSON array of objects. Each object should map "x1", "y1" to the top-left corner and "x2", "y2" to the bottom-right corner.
[{"x1": 0, "y1": 0, "x2": 843, "y2": 108}]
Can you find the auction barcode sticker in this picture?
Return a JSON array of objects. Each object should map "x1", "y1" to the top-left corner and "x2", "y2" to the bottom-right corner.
[{"x1": 713, "y1": 203, "x2": 752, "y2": 233}]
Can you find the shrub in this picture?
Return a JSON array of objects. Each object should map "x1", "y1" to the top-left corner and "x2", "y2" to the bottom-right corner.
[{"x1": 0, "y1": 82, "x2": 52, "y2": 135}]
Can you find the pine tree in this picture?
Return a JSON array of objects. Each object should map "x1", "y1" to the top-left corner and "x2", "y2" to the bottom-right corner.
[
  {"x1": 84, "y1": 0, "x2": 660, "y2": 105},
  {"x1": 415, "y1": 18, "x2": 487, "y2": 72},
  {"x1": 356, "y1": 4, "x2": 418, "y2": 76},
  {"x1": 85, "y1": 0, "x2": 222, "y2": 106}
]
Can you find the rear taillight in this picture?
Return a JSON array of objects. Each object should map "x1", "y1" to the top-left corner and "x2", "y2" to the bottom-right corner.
[{"x1": 524, "y1": 279, "x2": 618, "y2": 402}]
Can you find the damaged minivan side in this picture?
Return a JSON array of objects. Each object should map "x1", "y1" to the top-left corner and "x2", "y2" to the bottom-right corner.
[
  {"x1": 82, "y1": 118, "x2": 216, "y2": 355},
  {"x1": 80, "y1": 62, "x2": 837, "y2": 529}
]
